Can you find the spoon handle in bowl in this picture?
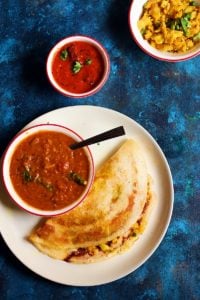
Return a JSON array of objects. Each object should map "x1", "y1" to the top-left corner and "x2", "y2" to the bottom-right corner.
[{"x1": 69, "y1": 126, "x2": 125, "y2": 150}]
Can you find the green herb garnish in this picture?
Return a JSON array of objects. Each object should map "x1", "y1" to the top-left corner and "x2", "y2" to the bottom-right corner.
[
  {"x1": 22, "y1": 167, "x2": 53, "y2": 191},
  {"x1": 69, "y1": 171, "x2": 87, "y2": 186},
  {"x1": 60, "y1": 49, "x2": 68, "y2": 61},
  {"x1": 180, "y1": 18, "x2": 188, "y2": 34},
  {"x1": 72, "y1": 61, "x2": 82, "y2": 74},
  {"x1": 22, "y1": 168, "x2": 32, "y2": 182},
  {"x1": 193, "y1": 32, "x2": 200, "y2": 42},
  {"x1": 85, "y1": 58, "x2": 92, "y2": 65},
  {"x1": 169, "y1": 20, "x2": 176, "y2": 30},
  {"x1": 167, "y1": 13, "x2": 191, "y2": 35},
  {"x1": 167, "y1": 19, "x2": 181, "y2": 31},
  {"x1": 190, "y1": 1, "x2": 200, "y2": 6},
  {"x1": 180, "y1": 13, "x2": 191, "y2": 35},
  {"x1": 140, "y1": 27, "x2": 147, "y2": 36}
]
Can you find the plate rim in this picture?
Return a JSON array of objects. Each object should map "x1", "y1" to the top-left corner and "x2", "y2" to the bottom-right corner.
[{"x1": 0, "y1": 105, "x2": 174, "y2": 286}]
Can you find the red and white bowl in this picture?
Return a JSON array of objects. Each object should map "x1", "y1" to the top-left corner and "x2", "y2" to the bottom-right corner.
[
  {"x1": 46, "y1": 35, "x2": 110, "y2": 97},
  {"x1": 1, "y1": 124, "x2": 95, "y2": 216},
  {"x1": 129, "y1": 0, "x2": 200, "y2": 62}
]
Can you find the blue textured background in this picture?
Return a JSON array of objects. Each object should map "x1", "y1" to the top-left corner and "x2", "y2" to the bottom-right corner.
[{"x1": 0, "y1": 0, "x2": 199, "y2": 299}]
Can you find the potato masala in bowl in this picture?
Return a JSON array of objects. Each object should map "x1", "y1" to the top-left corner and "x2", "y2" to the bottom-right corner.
[
  {"x1": 138, "y1": 0, "x2": 200, "y2": 53},
  {"x1": 129, "y1": 0, "x2": 200, "y2": 61}
]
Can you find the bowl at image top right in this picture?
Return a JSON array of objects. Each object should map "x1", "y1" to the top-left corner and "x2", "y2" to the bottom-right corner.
[{"x1": 129, "y1": 0, "x2": 200, "y2": 62}]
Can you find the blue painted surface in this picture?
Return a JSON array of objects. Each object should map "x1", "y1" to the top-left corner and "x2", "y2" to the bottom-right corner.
[{"x1": 0, "y1": 0, "x2": 199, "y2": 299}]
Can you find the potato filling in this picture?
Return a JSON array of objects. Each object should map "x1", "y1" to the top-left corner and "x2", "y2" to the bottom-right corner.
[{"x1": 66, "y1": 182, "x2": 151, "y2": 260}]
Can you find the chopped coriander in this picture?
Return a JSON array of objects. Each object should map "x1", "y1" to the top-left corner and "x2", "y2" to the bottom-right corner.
[
  {"x1": 170, "y1": 20, "x2": 176, "y2": 30},
  {"x1": 181, "y1": 13, "x2": 191, "y2": 35},
  {"x1": 190, "y1": 1, "x2": 200, "y2": 6},
  {"x1": 184, "y1": 13, "x2": 192, "y2": 21},
  {"x1": 69, "y1": 171, "x2": 87, "y2": 186},
  {"x1": 60, "y1": 49, "x2": 68, "y2": 61},
  {"x1": 166, "y1": 19, "x2": 177, "y2": 30},
  {"x1": 180, "y1": 18, "x2": 188, "y2": 34},
  {"x1": 167, "y1": 13, "x2": 191, "y2": 35},
  {"x1": 85, "y1": 58, "x2": 92, "y2": 65},
  {"x1": 140, "y1": 27, "x2": 146, "y2": 36},
  {"x1": 181, "y1": 18, "x2": 188, "y2": 35},
  {"x1": 193, "y1": 32, "x2": 200, "y2": 42},
  {"x1": 72, "y1": 61, "x2": 82, "y2": 74}
]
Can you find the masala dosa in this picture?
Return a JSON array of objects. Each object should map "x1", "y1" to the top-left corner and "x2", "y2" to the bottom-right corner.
[{"x1": 29, "y1": 139, "x2": 155, "y2": 262}]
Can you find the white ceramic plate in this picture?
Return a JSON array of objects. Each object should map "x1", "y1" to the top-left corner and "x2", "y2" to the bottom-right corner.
[{"x1": 0, "y1": 105, "x2": 174, "y2": 286}]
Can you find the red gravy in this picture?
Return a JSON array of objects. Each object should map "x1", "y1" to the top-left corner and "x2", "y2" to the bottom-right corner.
[
  {"x1": 10, "y1": 131, "x2": 90, "y2": 211},
  {"x1": 52, "y1": 41, "x2": 105, "y2": 93}
]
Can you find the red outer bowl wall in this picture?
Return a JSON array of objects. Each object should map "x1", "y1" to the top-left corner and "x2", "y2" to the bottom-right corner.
[
  {"x1": 46, "y1": 35, "x2": 110, "y2": 98},
  {"x1": 128, "y1": 1, "x2": 200, "y2": 62},
  {"x1": 1, "y1": 124, "x2": 95, "y2": 217}
]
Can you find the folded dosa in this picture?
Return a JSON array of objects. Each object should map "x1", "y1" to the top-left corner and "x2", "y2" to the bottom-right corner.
[{"x1": 29, "y1": 139, "x2": 155, "y2": 262}]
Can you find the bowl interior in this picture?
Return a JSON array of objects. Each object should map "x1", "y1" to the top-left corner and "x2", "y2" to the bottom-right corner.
[
  {"x1": 129, "y1": 0, "x2": 200, "y2": 61},
  {"x1": 2, "y1": 124, "x2": 94, "y2": 216},
  {"x1": 47, "y1": 36, "x2": 110, "y2": 96}
]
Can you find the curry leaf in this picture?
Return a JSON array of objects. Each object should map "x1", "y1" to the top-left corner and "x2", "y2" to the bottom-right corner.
[
  {"x1": 22, "y1": 169, "x2": 32, "y2": 182},
  {"x1": 69, "y1": 171, "x2": 87, "y2": 186},
  {"x1": 42, "y1": 182, "x2": 54, "y2": 191}
]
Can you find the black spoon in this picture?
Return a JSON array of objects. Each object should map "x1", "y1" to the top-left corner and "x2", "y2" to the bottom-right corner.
[{"x1": 69, "y1": 126, "x2": 126, "y2": 150}]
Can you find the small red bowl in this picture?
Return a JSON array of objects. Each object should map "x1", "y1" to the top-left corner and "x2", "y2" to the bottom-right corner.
[
  {"x1": 129, "y1": 0, "x2": 200, "y2": 62},
  {"x1": 46, "y1": 35, "x2": 110, "y2": 98},
  {"x1": 1, "y1": 124, "x2": 95, "y2": 217}
]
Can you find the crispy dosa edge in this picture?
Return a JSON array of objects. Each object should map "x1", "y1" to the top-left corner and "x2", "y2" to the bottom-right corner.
[{"x1": 28, "y1": 139, "x2": 149, "y2": 259}]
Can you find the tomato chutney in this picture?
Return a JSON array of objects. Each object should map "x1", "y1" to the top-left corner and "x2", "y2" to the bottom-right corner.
[{"x1": 52, "y1": 41, "x2": 105, "y2": 93}]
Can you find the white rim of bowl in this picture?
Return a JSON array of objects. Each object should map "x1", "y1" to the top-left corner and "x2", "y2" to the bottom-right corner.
[
  {"x1": 128, "y1": 0, "x2": 200, "y2": 62},
  {"x1": 46, "y1": 35, "x2": 110, "y2": 97},
  {"x1": 1, "y1": 124, "x2": 95, "y2": 217}
]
